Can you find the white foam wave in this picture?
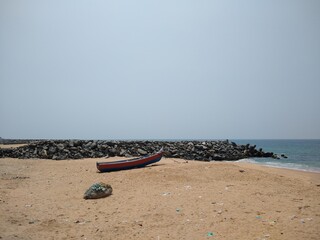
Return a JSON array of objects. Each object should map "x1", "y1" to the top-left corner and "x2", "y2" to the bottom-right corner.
[
  {"x1": 236, "y1": 158, "x2": 258, "y2": 164},
  {"x1": 236, "y1": 158, "x2": 320, "y2": 173},
  {"x1": 262, "y1": 161, "x2": 320, "y2": 173}
]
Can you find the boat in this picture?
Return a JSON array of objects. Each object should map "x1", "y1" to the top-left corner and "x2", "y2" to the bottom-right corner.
[{"x1": 96, "y1": 148, "x2": 163, "y2": 172}]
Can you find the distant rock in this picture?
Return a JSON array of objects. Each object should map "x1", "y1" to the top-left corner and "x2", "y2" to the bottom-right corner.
[
  {"x1": 40, "y1": 149, "x2": 47, "y2": 158},
  {"x1": 57, "y1": 144, "x2": 65, "y2": 151},
  {"x1": 137, "y1": 148, "x2": 147, "y2": 155}
]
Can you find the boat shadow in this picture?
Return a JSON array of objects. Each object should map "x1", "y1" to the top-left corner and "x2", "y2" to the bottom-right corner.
[{"x1": 146, "y1": 163, "x2": 166, "y2": 168}]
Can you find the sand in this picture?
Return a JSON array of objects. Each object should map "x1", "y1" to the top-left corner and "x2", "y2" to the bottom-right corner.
[
  {"x1": 0, "y1": 144, "x2": 27, "y2": 149},
  {"x1": 1, "y1": 154, "x2": 320, "y2": 240}
]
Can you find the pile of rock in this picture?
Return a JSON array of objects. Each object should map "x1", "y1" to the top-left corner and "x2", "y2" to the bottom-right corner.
[{"x1": 0, "y1": 140, "x2": 277, "y2": 161}]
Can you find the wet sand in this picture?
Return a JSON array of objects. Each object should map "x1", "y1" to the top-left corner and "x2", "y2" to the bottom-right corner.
[{"x1": 0, "y1": 156, "x2": 319, "y2": 240}]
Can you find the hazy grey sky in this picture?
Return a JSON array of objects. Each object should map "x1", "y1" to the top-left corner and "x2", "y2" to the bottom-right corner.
[{"x1": 1, "y1": 0, "x2": 320, "y2": 139}]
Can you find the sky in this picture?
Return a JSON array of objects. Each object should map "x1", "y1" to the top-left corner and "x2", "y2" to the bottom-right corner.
[{"x1": 1, "y1": 0, "x2": 320, "y2": 140}]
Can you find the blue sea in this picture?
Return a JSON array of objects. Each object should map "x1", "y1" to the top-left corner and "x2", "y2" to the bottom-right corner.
[{"x1": 233, "y1": 139, "x2": 320, "y2": 173}]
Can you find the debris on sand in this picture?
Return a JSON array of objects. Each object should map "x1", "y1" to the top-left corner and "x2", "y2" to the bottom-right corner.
[{"x1": 84, "y1": 182, "x2": 112, "y2": 199}]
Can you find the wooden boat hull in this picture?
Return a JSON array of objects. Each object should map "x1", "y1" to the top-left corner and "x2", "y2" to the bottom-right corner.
[{"x1": 96, "y1": 149, "x2": 163, "y2": 172}]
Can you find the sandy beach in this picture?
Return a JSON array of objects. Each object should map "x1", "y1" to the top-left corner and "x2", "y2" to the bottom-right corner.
[{"x1": 1, "y1": 153, "x2": 320, "y2": 240}]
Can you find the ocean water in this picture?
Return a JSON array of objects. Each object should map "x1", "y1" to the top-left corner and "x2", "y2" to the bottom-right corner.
[{"x1": 233, "y1": 139, "x2": 320, "y2": 173}]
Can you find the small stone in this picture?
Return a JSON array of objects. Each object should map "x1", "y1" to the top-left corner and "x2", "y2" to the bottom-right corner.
[
  {"x1": 119, "y1": 149, "x2": 126, "y2": 156},
  {"x1": 74, "y1": 153, "x2": 83, "y2": 159},
  {"x1": 48, "y1": 146, "x2": 56, "y2": 154},
  {"x1": 57, "y1": 144, "x2": 65, "y2": 150},
  {"x1": 28, "y1": 219, "x2": 39, "y2": 224},
  {"x1": 40, "y1": 149, "x2": 47, "y2": 158},
  {"x1": 162, "y1": 192, "x2": 171, "y2": 196}
]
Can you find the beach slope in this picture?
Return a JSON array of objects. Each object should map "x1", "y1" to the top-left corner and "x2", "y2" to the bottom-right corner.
[{"x1": 0, "y1": 157, "x2": 319, "y2": 240}]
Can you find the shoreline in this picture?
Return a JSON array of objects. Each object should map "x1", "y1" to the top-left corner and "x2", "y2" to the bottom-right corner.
[
  {"x1": 1, "y1": 157, "x2": 319, "y2": 239},
  {"x1": 233, "y1": 161, "x2": 320, "y2": 182},
  {"x1": 235, "y1": 158, "x2": 320, "y2": 174}
]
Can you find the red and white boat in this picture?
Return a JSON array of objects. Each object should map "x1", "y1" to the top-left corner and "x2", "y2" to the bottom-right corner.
[{"x1": 96, "y1": 148, "x2": 163, "y2": 172}]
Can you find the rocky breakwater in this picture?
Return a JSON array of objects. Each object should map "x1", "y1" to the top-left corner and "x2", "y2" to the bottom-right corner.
[{"x1": 0, "y1": 140, "x2": 277, "y2": 161}]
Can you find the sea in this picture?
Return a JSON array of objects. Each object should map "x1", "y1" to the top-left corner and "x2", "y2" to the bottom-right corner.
[{"x1": 233, "y1": 139, "x2": 320, "y2": 173}]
